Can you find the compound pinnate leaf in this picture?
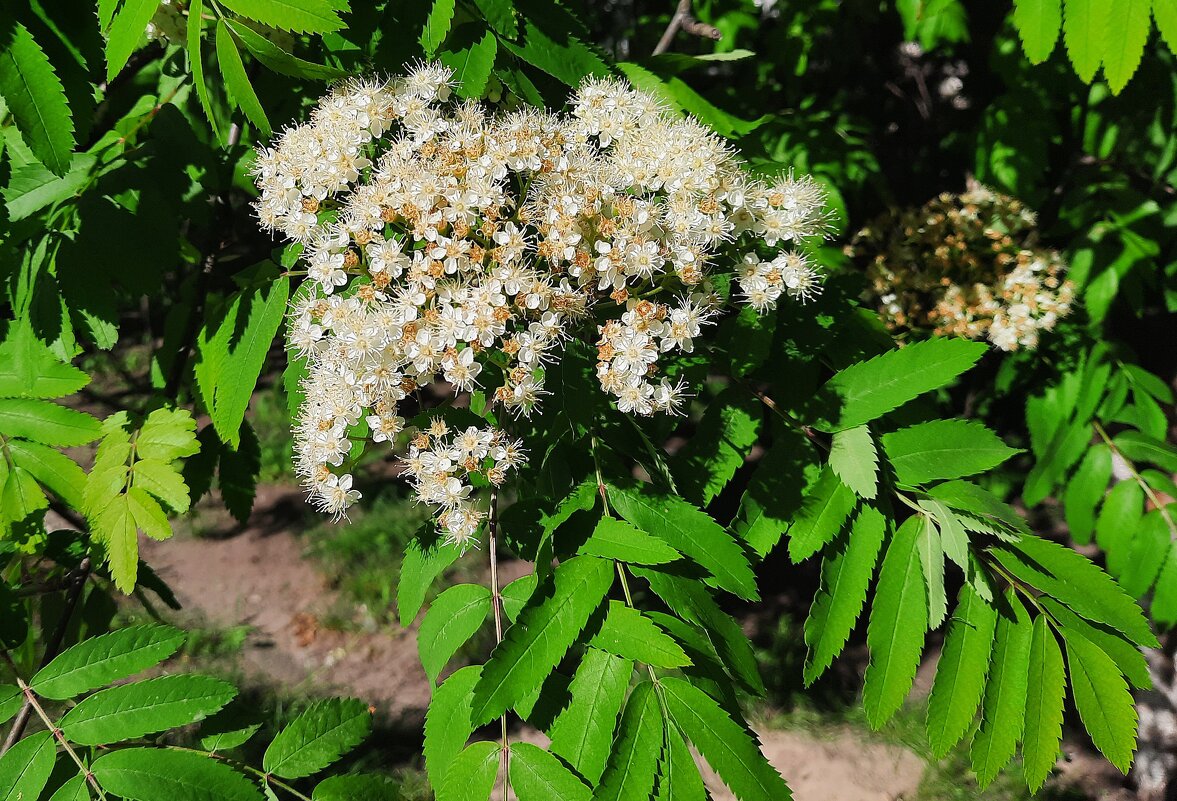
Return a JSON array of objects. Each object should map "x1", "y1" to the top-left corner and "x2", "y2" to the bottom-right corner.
[
  {"x1": 263, "y1": 698, "x2": 372, "y2": 779},
  {"x1": 971, "y1": 592, "x2": 1032, "y2": 788},
  {"x1": 828, "y1": 424, "x2": 878, "y2": 499},
  {"x1": 32, "y1": 623, "x2": 186, "y2": 700},
  {"x1": 218, "y1": 0, "x2": 345, "y2": 34},
  {"x1": 1062, "y1": 627, "x2": 1138, "y2": 773},
  {"x1": 0, "y1": 23, "x2": 75, "y2": 175},
  {"x1": 471, "y1": 556, "x2": 612, "y2": 726},
  {"x1": 0, "y1": 399, "x2": 101, "y2": 446},
  {"x1": 815, "y1": 338, "x2": 986, "y2": 432},
  {"x1": 0, "y1": 325, "x2": 88, "y2": 398},
  {"x1": 1013, "y1": 0, "x2": 1062, "y2": 63},
  {"x1": 593, "y1": 681, "x2": 663, "y2": 801},
  {"x1": 881, "y1": 419, "x2": 1019, "y2": 485},
  {"x1": 863, "y1": 516, "x2": 927, "y2": 728},
  {"x1": 0, "y1": 731, "x2": 55, "y2": 801},
  {"x1": 590, "y1": 601, "x2": 691, "y2": 668},
  {"x1": 662, "y1": 677, "x2": 792, "y2": 801},
  {"x1": 579, "y1": 516, "x2": 681, "y2": 565},
  {"x1": 419, "y1": 583, "x2": 491, "y2": 683},
  {"x1": 510, "y1": 743, "x2": 591, "y2": 801},
  {"x1": 437, "y1": 741, "x2": 499, "y2": 801},
  {"x1": 424, "y1": 666, "x2": 481, "y2": 790},
  {"x1": 926, "y1": 584, "x2": 997, "y2": 758},
  {"x1": 549, "y1": 648, "x2": 633, "y2": 785},
  {"x1": 93, "y1": 747, "x2": 264, "y2": 801},
  {"x1": 609, "y1": 484, "x2": 757, "y2": 600},
  {"x1": 1023, "y1": 615, "x2": 1066, "y2": 791},
  {"x1": 803, "y1": 504, "x2": 886, "y2": 684},
  {"x1": 60, "y1": 674, "x2": 236, "y2": 745}
]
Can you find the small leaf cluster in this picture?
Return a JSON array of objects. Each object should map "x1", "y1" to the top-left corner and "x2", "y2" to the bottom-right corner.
[{"x1": 0, "y1": 623, "x2": 386, "y2": 801}]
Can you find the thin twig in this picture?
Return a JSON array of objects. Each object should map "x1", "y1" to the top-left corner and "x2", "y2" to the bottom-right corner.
[
  {"x1": 1094, "y1": 420, "x2": 1177, "y2": 539},
  {"x1": 652, "y1": 0, "x2": 721, "y2": 56},
  {"x1": 2, "y1": 557, "x2": 91, "y2": 755},
  {"x1": 487, "y1": 489, "x2": 510, "y2": 799}
]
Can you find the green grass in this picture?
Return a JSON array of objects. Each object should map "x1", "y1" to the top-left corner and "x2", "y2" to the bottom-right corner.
[{"x1": 249, "y1": 381, "x2": 297, "y2": 483}]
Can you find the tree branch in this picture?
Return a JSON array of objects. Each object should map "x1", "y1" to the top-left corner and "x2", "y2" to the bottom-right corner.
[{"x1": 652, "y1": 0, "x2": 721, "y2": 56}]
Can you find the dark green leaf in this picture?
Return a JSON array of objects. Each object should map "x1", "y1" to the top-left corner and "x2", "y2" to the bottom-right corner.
[
  {"x1": 93, "y1": 747, "x2": 264, "y2": 801},
  {"x1": 32, "y1": 623, "x2": 186, "y2": 700},
  {"x1": 263, "y1": 698, "x2": 372, "y2": 779}
]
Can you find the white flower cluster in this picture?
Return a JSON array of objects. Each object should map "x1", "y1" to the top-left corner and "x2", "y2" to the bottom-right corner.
[
  {"x1": 402, "y1": 421, "x2": 525, "y2": 549},
  {"x1": 254, "y1": 64, "x2": 828, "y2": 523}
]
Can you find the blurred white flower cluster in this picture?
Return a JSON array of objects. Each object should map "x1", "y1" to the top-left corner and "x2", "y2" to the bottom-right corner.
[
  {"x1": 852, "y1": 184, "x2": 1075, "y2": 352},
  {"x1": 253, "y1": 63, "x2": 828, "y2": 528}
]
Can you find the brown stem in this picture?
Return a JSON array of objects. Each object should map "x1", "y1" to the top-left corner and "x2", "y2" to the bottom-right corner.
[
  {"x1": 652, "y1": 0, "x2": 721, "y2": 56},
  {"x1": 2, "y1": 557, "x2": 91, "y2": 755},
  {"x1": 487, "y1": 490, "x2": 509, "y2": 798}
]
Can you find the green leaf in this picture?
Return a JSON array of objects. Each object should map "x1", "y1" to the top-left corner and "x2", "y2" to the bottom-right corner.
[
  {"x1": 590, "y1": 601, "x2": 691, "y2": 668},
  {"x1": 437, "y1": 741, "x2": 500, "y2": 801},
  {"x1": 215, "y1": 21, "x2": 271, "y2": 138},
  {"x1": 672, "y1": 386, "x2": 761, "y2": 506},
  {"x1": 1062, "y1": 627, "x2": 1137, "y2": 773},
  {"x1": 1040, "y1": 598, "x2": 1150, "y2": 689},
  {"x1": 917, "y1": 499, "x2": 970, "y2": 571},
  {"x1": 0, "y1": 686, "x2": 20, "y2": 726},
  {"x1": 662, "y1": 677, "x2": 792, "y2": 801},
  {"x1": 473, "y1": 0, "x2": 518, "y2": 37},
  {"x1": 104, "y1": 0, "x2": 159, "y2": 81},
  {"x1": 199, "y1": 705, "x2": 263, "y2": 752},
  {"x1": 137, "y1": 408, "x2": 200, "y2": 461},
  {"x1": 828, "y1": 424, "x2": 878, "y2": 499},
  {"x1": 863, "y1": 516, "x2": 927, "y2": 728},
  {"x1": 0, "y1": 23, "x2": 75, "y2": 175},
  {"x1": 1023, "y1": 615, "x2": 1066, "y2": 791},
  {"x1": 423, "y1": 0, "x2": 457, "y2": 55},
  {"x1": 196, "y1": 276, "x2": 289, "y2": 448},
  {"x1": 593, "y1": 681, "x2": 663, "y2": 801},
  {"x1": 312, "y1": 775, "x2": 399, "y2": 801},
  {"x1": 133, "y1": 458, "x2": 191, "y2": 514},
  {"x1": 187, "y1": 0, "x2": 222, "y2": 142},
  {"x1": 424, "y1": 666, "x2": 481, "y2": 790},
  {"x1": 1101, "y1": 0, "x2": 1149, "y2": 92},
  {"x1": 608, "y1": 485, "x2": 757, "y2": 600},
  {"x1": 655, "y1": 727, "x2": 706, "y2": 801},
  {"x1": 511, "y1": 743, "x2": 591, "y2": 801},
  {"x1": 1063, "y1": 444, "x2": 1111, "y2": 544},
  {"x1": 732, "y1": 428, "x2": 818, "y2": 558},
  {"x1": 218, "y1": 422, "x2": 261, "y2": 523},
  {"x1": 4, "y1": 156, "x2": 95, "y2": 221},
  {"x1": 498, "y1": 0, "x2": 609, "y2": 86},
  {"x1": 1156, "y1": 0, "x2": 1177, "y2": 51},
  {"x1": 0, "y1": 324, "x2": 89, "y2": 398},
  {"x1": 93, "y1": 495, "x2": 140, "y2": 591},
  {"x1": 263, "y1": 698, "x2": 373, "y2": 779},
  {"x1": 1152, "y1": 544, "x2": 1177, "y2": 627},
  {"x1": 1013, "y1": 0, "x2": 1062, "y2": 62},
  {"x1": 32, "y1": 623, "x2": 186, "y2": 700},
  {"x1": 0, "y1": 731, "x2": 55, "y2": 801},
  {"x1": 815, "y1": 338, "x2": 986, "y2": 432},
  {"x1": 93, "y1": 747, "x2": 264, "y2": 801},
  {"x1": 549, "y1": 648, "x2": 633, "y2": 785},
  {"x1": 419, "y1": 583, "x2": 491, "y2": 683},
  {"x1": 0, "y1": 399, "x2": 100, "y2": 446},
  {"x1": 47, "y1": 774, "x2": 89, "y2": 801},
  {"x1": 881, "y1": 420, "x2": 1019, "y2": 485},
  {"x1": 1062, "y1": 0, "x2": 1111, "y2": 82},
  {"x1": 471, "y1": 556, "x2": 613, "y2": 726},
  {"x1": 1095, "y1": 479, "x2": 1143, "y2": 563},
  {"x1": 992, "y1": 535, "x2": 1156, "y2": 647},
  {"x1": 916, "y1": 514, "x2": 947, "y2": 628},
  {"x1": 399, "y1": 534, "x2": 461, "y2": 625},
  {"x1": 8, "y1": 439, "x2": 86, "y2": 509},
  {"x1": 60, "y1": 674, "x2": 236, "y2": 745},
  {"x1": 224, "y1": 20, "x2": 345, "y2": 80},
  {"x1": 217, "y1": 0, "x2": 345, "y2": 34},
  {"x1": 971, "y1": 593, "x2": 1033, "y2": 787},
  {"x1": 928, "y1": 480, "x2": 1030, "y2": 537},
  {"x1": 1119, "y1": 510, "x2": 1170, "y2": 598},
  {"x1": 803, "y1": 504, "x2": 886, "y2": 684},
  {"x1": 439, "y1": 28, "x2": 498, "y2": 99},
  {"x1": 579, "y1": 516, "x2": 681, "y2": 565},
  {"x1": 926, "y1": 584, "x2": 997, "y2": 757},
  {"x1": 787, "y1": 466, "x2": 856, "y2": 562},
  {"x1": 1113, "y1": 431, "x2": 1177, "y2": 472}
]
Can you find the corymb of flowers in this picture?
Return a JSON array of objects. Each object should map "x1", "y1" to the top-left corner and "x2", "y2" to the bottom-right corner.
[{"x1": 251, "y1": 63, "x2": 829, "y2": 545}]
